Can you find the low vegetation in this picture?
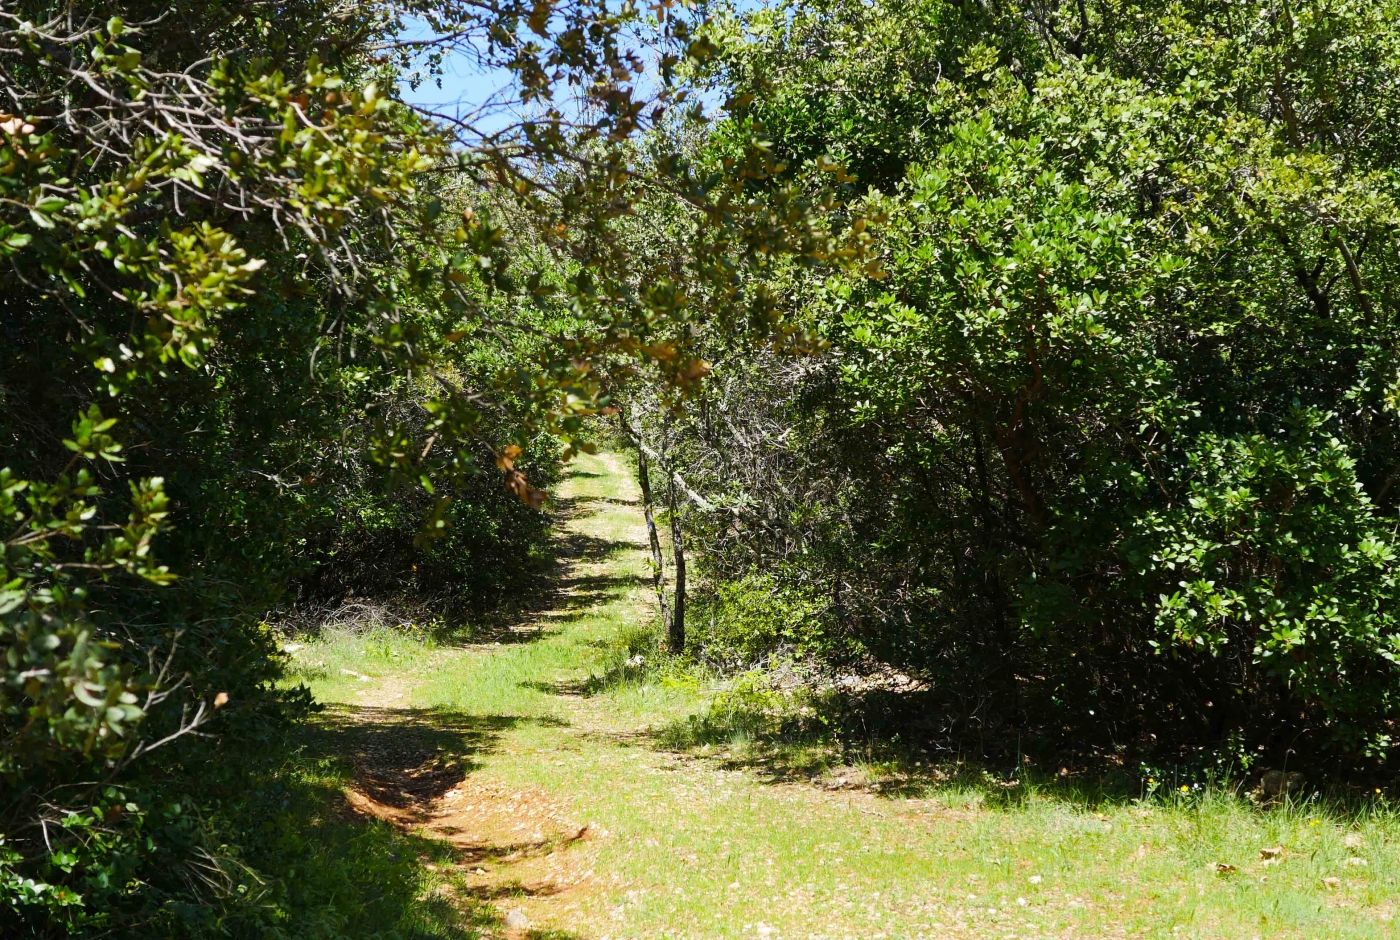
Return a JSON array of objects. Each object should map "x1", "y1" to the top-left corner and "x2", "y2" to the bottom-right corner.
[
  {"x1": 285, "y1": 453, "x2": 1400, "y2": 938},
  {"x1": 4, "y1": 0, "x2": 1400, "y2": 935}
]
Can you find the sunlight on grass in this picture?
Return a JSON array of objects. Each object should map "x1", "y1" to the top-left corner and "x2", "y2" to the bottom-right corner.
[
  {"x1": 284, "y1": 624, "x2": 443, "y2": 703},
  {"x1": 285, "y1": 451, "x2": 1400, "y2": 938}
]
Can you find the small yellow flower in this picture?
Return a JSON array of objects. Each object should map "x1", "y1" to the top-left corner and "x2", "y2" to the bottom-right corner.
[{"x1": 1180, "y1": 785, "x2": 1190, "y2": 793}]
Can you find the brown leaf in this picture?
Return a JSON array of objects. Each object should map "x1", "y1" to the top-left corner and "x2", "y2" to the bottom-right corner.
[
  {"x1": 1258, "y1": 846, "x2": 1283, "y2": 860},
  {"x1": 1210, "y1": 862, "x2": 1237, "y2": 875},
  {"x1": 504, "y1": 468, "x2": 546, "y2": 508},
  {"x1": 681, "y1": 358, "x2": 712, "y2": 381}
]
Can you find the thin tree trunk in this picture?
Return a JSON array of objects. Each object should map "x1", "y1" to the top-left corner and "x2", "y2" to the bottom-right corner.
[
  {"x1": 972, "y1": 421, "x2": 1021, "y2": 731},
  {"x1": 666, "y1": 473, "x2": 686, "y2": 654},
  {"x1": 636, "y1": 447, "x2": 670, "y2": 633}
]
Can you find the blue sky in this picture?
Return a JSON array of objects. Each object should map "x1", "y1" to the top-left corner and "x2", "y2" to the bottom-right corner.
[
  {"x1": 394, "y1": 16, "x2": 520, "y2": 135},
  {"x1": 392, "y1": 3, "x2": 762, "y2": 136}
]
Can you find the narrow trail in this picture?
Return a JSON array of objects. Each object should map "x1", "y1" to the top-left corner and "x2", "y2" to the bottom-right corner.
[
  {"x1": 333, "y1": 451, "x2": 652, "y2": 936},
  {"x1": 316, "y1": 451, "x2": 939, "y2": 939},
  {"x1": 304, "y1": 452, "x2": 1386, "y2": 940}
]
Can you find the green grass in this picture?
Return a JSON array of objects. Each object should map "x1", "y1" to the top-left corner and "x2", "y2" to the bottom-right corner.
[
  {"x1": 284, "y1": 623, "x2": 444, "y2": 702},
  {"x1": 285, "y1": 450, "x2": 1400, "y2": 939},
  {"x1": 235, "y1": 753, "x2": 494, "y2": 939}
]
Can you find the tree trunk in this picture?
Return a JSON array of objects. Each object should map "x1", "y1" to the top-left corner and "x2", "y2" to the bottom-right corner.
[
  {"x1": 973, "y1": 421, "x2": 1022, "y2": 732},
  {"x1": 666, "y1": 473, "x2": 686, "y2": 654},
  {"x1": 636, "y1": 447, "x2": 670, "y2": 634}
]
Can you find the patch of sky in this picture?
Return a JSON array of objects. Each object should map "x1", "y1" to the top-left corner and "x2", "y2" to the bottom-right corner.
[{"x1": 392, "y1": 1, "x2": 772, "y2": 140}]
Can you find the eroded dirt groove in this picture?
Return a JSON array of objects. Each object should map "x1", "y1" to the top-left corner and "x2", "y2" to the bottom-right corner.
[{"x1": 335, "y1": 452, "x2": 640, "y2": 938}]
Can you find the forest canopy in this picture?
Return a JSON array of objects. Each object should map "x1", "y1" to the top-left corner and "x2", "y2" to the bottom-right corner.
[{"x1": 2, "y1": 0, "x2": 1399, "y2": 934}]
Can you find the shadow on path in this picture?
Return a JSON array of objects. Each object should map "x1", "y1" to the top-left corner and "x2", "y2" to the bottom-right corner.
[
  {"x1": 304, "y1": 459, "x2": 639, "y2": 939},
  {"x1": 305, "y1": 706, "x2": 519, "y2": 813},
  {"x1": 466, "y1": 488, "x2": 644, "y2": 646}
]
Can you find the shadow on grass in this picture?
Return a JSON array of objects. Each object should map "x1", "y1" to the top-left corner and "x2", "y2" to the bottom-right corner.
[
  {"x1": 580, "y1": 494, "x2": 640, "y2": 508},
  {"x1": 556, "y1": 603, "x2": 1400, "y2": 819},
  {"x1": 301, "y1": 705, "x2": 520, "y2": 809},
  {"x1": 448, "y1": 490, "x2": 643, "y2": 647},
  {"x1": 511, "y1": 613, "x2": 661, "y2": 701},
  {"x1": 639, "y1": 683, "x2": 1397, "y2": 818},
  {"x1": 522, "y1": 664, "x2": 645, "y2": 698},
  {"x1": 237, "y1": 719, "x2": 506, "y2": 937}
]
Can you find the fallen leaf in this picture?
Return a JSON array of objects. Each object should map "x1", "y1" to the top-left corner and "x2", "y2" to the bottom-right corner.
[
  {"x1": 1211, "y1": 862, "x2": 1237, "y2": 875},
  {"x1": 1258, "y1": 846, "x2": 1283, "y2": 860}
]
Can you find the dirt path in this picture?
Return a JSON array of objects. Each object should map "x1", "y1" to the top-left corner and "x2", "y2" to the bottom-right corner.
[
  {"x1": 324, "y1": 453, "x2": 977, "y2": 938},
  {"x1": 304, "y1": 451, "x2": 1395, "y2": 940},
  {"x1": 329, "y1": 451, "x2": 654, "y2": 937}
]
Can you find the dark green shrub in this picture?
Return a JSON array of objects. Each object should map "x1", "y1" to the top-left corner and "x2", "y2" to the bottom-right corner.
[{"x1": 679, "y1": 0, "x2": 1400, "y2": 769}]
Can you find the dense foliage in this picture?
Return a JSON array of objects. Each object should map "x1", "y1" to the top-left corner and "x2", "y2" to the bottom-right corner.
[
  {"x1": 667, "y1": 0, "x2": 1400, "y2": 773},
  {"x1": 8, "y1": 0, "x2": 1400, "y2": 931},
  {"x1": 0, "y1": 2, "x2": 535, "y2": 931},
  {"x1": 0, "y1": 0, "x2": 850, "y2": 932}
]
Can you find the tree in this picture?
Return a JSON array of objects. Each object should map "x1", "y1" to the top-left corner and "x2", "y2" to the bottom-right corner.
[
  {"x1": 0, "y1": 0, "x2": 850, "y2": 930},
  {"x1": 671, "y1": 0, "x2": 1400, "y2": 769}
]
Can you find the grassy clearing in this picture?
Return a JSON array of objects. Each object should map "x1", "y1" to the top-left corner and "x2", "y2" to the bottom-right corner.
[{"x1": 285, "y1": 451, "x2": 1400, "y2": 939}]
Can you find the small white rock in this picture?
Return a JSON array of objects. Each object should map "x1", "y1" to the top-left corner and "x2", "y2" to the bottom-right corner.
[{"x1": 504, "y1": 908, "x2": 530, "y2": 931}]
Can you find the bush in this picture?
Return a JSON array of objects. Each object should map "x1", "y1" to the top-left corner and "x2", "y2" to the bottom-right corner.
[
  {"x1": 676, "y1": 0, "x2": 1400, "y2": 770},
  {"x1": 688, "y1": 573, "x2": 842, "y2": 672}
]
